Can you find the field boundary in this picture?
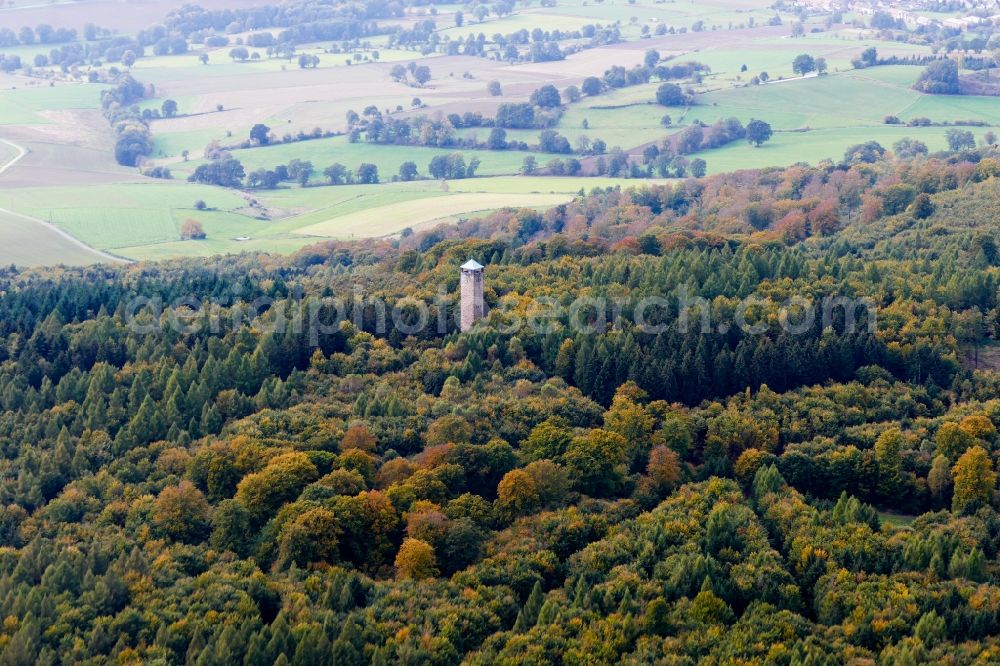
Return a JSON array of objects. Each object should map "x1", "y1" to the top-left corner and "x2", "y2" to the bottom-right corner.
[
  {"x1": 0, "y1": 205, "x2": 131, "y2": 264},
  {"x1": 0, "y1": 139, "x2": 27, "y2": 175},
  {"x1": 0, "y1": 139, "x2": 130, "y2": 264}
]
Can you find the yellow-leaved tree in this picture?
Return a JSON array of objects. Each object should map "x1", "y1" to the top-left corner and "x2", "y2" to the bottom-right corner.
[
  {"x1": 952, "y1": 446, "x2": 996, "y2": 515},
  {"x1": 395, "y1": 538, "x2": 438, "y2": 580}
]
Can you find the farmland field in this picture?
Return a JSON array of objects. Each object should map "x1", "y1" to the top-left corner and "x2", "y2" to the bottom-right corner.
[
  {"x1": 0, "y1": 0, "x2": 996, "y2": 265},
  {"x1": 294, "y1": 192, "x2": 574, "y2": 238},
  {"x1": 0, "y1": 208, "x2": 117, "y2": 265}
]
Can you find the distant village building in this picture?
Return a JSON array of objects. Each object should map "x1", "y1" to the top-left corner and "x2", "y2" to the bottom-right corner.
[{"x1": 459, "y1": 260, "x2": 484, "y2": 332}]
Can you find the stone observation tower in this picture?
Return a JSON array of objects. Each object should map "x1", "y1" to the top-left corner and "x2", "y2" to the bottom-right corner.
[{"x1": 459, "y1": 259, "x2": 484, "y2": 332}]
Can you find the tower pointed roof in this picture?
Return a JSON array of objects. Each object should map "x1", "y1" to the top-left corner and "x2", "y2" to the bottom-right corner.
[{"x1": 461, "y1": 259, "x2": 484, "y2": 271}]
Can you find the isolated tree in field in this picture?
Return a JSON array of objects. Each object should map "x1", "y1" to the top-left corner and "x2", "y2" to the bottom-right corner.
[
  {"x1": 121, "y1": 50, "x2": 136, "y2": 68},
  {"x1": 454, "y1": 10, "x2": 463, "y2": 27},
  {"x1": 398, "y1": 161, "x2": 418, "y2": 181},
  {"x1": 180, "y1": 219, "x2": 206, "y2": 240},
  {"x1": 660, "y1": 114, "x2": 672, "y2": 128},
  {"x1": 952, "y1": 446, "x2": 996, "y2": 514},
  {"x1": 521, "y1": 155, "x2": 537, "y2": 175},
  {"x1": 656, "y1": 82, "x2": 686, "y2": 106},
  {"x1": 487, "y1": 80, "x2": 502, "y2": 96},
  {"x1": 530, "y1": 84, "x2": 561, "y2": 108},
  {"x1": 792, "y1": 53, "x2": 815, "y2": 76},
  {"x1": 356, "y1": 163, "x2": 378, "y2": 184},
  {"x1": 745, "y1": 119, "x2": 773, "y2": 147},
  {"x1": 161, "y1": 99, "x2": 178, "y2": 118},
  {"x1": 249, "y1": 123, "x2": 270, "y2": 145},
  {"x1": 644, "y1": 48, "x2": 660, "y2": 68},
  {"x1": 413, "y1": 65, "x2": 431, "y2": 86},
  {"x1": 229, "y1": 47, "x2": 249, "y2": 62},
  {"x1": 199, "y1": 53, "x2": 209, "y2": 65},
  {"x1": 193, "y1": 199, "x2": 206, "y2": 210},
  {"x1": 815, "y1": 57, "x2": 828, "y2": 75},
  {"x1": 390, "y1": 64, "x2": 406, "y2": 81},
  {"x1": 946, "y1": 128, "x2": 975, "y2": 151},
  {"x1": 582, "y1": 76, "x2": 603, "y2": 96},
  {"x1": 564, "y1": 85, "x2": 580, "y2": 103},
  {"x1": 690, "y1": 158, "x2": 707, "y2": 177}
]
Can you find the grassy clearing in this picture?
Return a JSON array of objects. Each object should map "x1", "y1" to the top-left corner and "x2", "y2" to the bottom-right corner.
[{"x1": 878, "y1": 511, "x2": 917, "y2": 529}]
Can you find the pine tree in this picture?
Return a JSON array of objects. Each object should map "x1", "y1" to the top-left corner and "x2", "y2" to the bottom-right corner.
[{"x1": 513, "y1": 580, "x2": 543, "y2": 632}]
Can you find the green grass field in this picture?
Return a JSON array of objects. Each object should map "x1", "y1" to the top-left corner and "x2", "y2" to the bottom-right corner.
[
  {"x1": 175, "y1": 137, "x2": 542, "y2": 182},
  {"x1": 439, "y1": 0, "x2": 794, "y2": 41},
  {"x1": 0, "y1": 176, "x2": 660, "y2": 261},
  {"x1": 514, "y1": 64, "x2": 998, "y2": 173},
  {"x1": 1, "y1": 183, "x2": 252, "y2": 250},
  {"x1": 0, "y1": 208, "x2": 113, "y2": 266},
  {"x1": 693, "y1": 126, "x2": 966, "y2": 174},
  {"x1": 0, "y1": 83, "x2": 101, "y2": 125}
]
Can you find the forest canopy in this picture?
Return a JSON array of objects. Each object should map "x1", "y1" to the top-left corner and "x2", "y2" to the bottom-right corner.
[{"x1": 2, "y1": 147, "x2": 1000, "y2": 663}]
